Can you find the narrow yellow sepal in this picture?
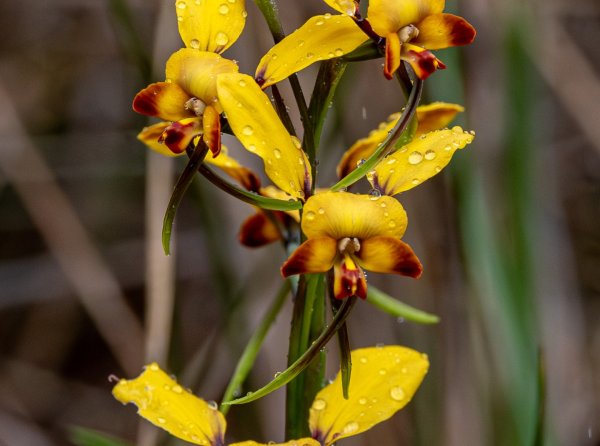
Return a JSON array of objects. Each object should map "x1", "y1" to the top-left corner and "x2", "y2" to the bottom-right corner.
[
  {"x1": 175, "y1": 0, "x2": 247, "y2": 54},
  {"x1": 322, "y1": 0, "x2": 357, "y2": 15},
  {"x1": 373, "y1": 126, "x2": 475, "y2": 196},
  {"x1": 308, "y1": 346, "x2": 429, "y2": 445},
  {"x1": 255, "y1": 14, "x2": 367, "y2": 89},
  {"x1": 217, "y1": 73, "x2": 311, "y2": 200},
  {"x1": 112, "y1": 363, "x2": 226, "y2": 446}
]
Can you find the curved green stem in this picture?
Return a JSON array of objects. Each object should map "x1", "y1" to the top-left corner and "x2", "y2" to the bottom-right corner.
[
  {"x1": 366, "y1": 286, "x2": 440, "y2": 324},
  {"x1": 222, "y1": 296, "x2": 357, "y2": 406},
  {"x1": 220, "y1": 280, "x2": 291, "y2": 415}
]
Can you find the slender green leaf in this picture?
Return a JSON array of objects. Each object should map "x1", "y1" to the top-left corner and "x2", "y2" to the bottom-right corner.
[
  {"x1": 70, "y1": 427, "x2": 131, "y2": 446},
  {"x1": 367, "y1": 286, "x2": 440, "y2": 324}
]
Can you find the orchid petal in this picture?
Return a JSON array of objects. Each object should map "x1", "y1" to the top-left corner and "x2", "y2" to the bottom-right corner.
[
  {"x1": 372, "y1": 126, "x2": 474, "y2": 195},
  {"x1": 414, "y1": 13, "x2": 476, "y2": 50},
  {"x1": 137, "y1": 122, "x2": 184, "y2": 157},
  {"x1": 384, "y1": 33, "x2": 402, "y2": 79},
  {"x1": 322, "y1": 0, "x2": 357, "y2": 15},
  {"x1": 166, "y1": 49, "x2": 238, "y2": 105},
  {"x1": 255, "y1": 15, "x2": 367, "y2": 89},
  {"x1": 357, "y1": 236, "x2": 422, "y2": 278},
  {"x1": 239, "y1": 211, "x2": 282, "y2": 247},
  {"x1": 301, "y1": 192, "x2": 407, "y2": 240},
  {"x1": 309, "y1": 346, "x2": 429, "y2": 445},
  {"x1": 281, "y1": 237, "x2": 337, "y2": 277},
  {"x1": 230, "y1": 440, "x2": 320, "y2": 446},
  {"x1": 415, "y1": 102, "x2": 464, "y2": 135},
  {"x1": 206, "y1": 145, "x2": 261, "y2": 191},
  {"x1": 112, "y1": 363, "x2": 226, "y2": 446},
  {"x1": 368, "y1": 0, "x2": 445, "y2": 36},
  {"x1": 160, "y1": 117, "x2": 203, "y2": 154},
  {"x1": 175, "y1": 0, "x2": 247, "y2": 54},
  {"x1": 217, "y1": 73, "x2": 311, "y2": 199},
  {"x1": 202, "y1": 104, "x2": 221, "y2": 157},
  {"x1": 333, "y1": 255, "x2": 367, "y2": 299},
  {"x1": 401, "y1": 43, "x2": 446, "y2": 79},
  {"x1": 133, "y1": 82, "x2": 194, "y2": 121}
]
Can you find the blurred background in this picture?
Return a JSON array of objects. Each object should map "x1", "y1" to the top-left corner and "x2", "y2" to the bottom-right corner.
[{"x1": 0, "y1": 0, "x2": 599, "y2": 445}]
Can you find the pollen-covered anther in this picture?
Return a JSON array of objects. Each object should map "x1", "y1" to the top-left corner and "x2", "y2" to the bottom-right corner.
[
  {"x1": 184, "y1": 97, "x2": 207, "y2": 116},
  {"x1": 398, "y1": 24, "x2": 419, "y2": 43},
  {"x1": 338, "y1": 237, "x2": 361, "y2": 255}
]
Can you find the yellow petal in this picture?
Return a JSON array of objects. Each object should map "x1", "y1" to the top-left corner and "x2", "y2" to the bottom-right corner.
[
  {"x1": 175, "y1": 0, "x2": 247, "y2": 53},
  {"x1": 373, "y1": 126, "x2": 474, "y2": 196},
  {"x1": 217, "y1": 73, "x2": 311, "y2": 199},
  {"x1": 206, "y1": 145, "x2": 261, "y2": 191},
  {"x1": 137, "y1": 122, "x2": 184, "y2": 157},
  {"x1": 414, "y1": 13, "x2": 476, "y2": 50},
  {"x1": 230, "y1": 440, "x2": 320, "y2": 446},
  {"x1": 401, "y1": 43, "x2": 445, "y2": 79},
  {"x1": 368, "y1": 0, "x2": 445, "y2": 36},
  {"x1": 166, "y1": 49, "x2": 238, "y2": 105},
  {"x1": 384, "y1": 32, "x2": 402, "y2": 79},
  {"x1": 281, "y1": 237, "x2": 338, "y2": 277},
  {"x1": 301, "y1": 192, "x2": 407, "y2": 240},
  {"x1": 357, "y1": 236, "x2": 422, "y2": 278},
  {"x1": 239, "y1": 211, "x2": 282, "y2": 247},
  {"x1": 332, "y1": 254, "x2": 367, "y2": 299},
  {"x1": 415, "y1": 102, "x2": 464, "y2": 135},
  {"x1": 112, "y1": 363, "x2": 226, "y2": 446},
  {"x1": 133, "y1": 82, "x2": 194, "y2": 121},
  {"x1": 255, "y1": 15, "x2": 367, "y2": 89},
  {"x1": 322, "y1": 0, "x2": 357, "y2": 15},
  {"x1": 309, "y1": 346, "x2": 429, "y2": 445}
]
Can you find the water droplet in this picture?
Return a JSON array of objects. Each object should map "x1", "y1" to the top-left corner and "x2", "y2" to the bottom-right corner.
[
  {"x1": 390, "y1": 386, "x2": 405, "y2": 401},
  {"x1": 273, "y1": 148, "x2": 281, "y2": 159},
  {"x1": 408, "y1": 151, "x2": 423, "y2": 164},
  {"x1": 335, "y1": 48, "x2": 344, "y2": 57},
  {"x1": 307, "y1": 52, "x2": 314, "y2": 59},
  {"x1": 218, "y1": 3, "x2": 229, "y2": 14},
  {"x1": 379, "y1": 368, "x2": 387, "y2": 375},
  {"x1": 208, "y1": 400, "x2": 218, "y2": 410},
  {"x1": 358, "y1": 397, "x2": 367, "y2": 405},
  {"x1": 176, "y1": 0, "x2": 186, "y2": 9},
  {"x1": 242, "y1": 10, "x2": 248, "y2": 17},
  {"x1": 189, "y1": 38, "x2": 200, "y2": 49},
  {"x1": 444, "y1": 144, "x2": 452, "y2": 151},
  {"x1": 424, "y1": 150, "x2": 436, "y2": 160},
  {"x1": 215, "y1": 32, "x2": 229, "y2": 46},
  {"x1": 312, "y1": 399, "x2": 327, "y2": 410},
  {"x1": 242, "y1": 125, "x2": 253, "y2": 135},
  {"x1": 401, "y1": 367, "x2": 408, "y2": 374},
  {"x1": 451, "y1": 125, "x2": 463, "y2": 133},
  {"x1": 383, "y1": 212, "x2": 389, "y2": 217},
  {"x1": 342, "y1": 421, "x2": 359, "y2": 434},
  {"x1": 318, "y1": 207, "x2": 325, "y2": 215},
  {"x1": 435, "y1": 166, "x2": 442, "y2": 172},
  {"x1": 172, "y1": 385, "x2": 183, "y2": 393},
  {"x1": 274, "y1": 371, "x2": 282, "y2": 378},
  {"x1": 158, "y1": 417, "x2": 166, "y2": 424},
  {"x1": 386, "y1": 158, "x2": 397, "y2": 165},
  {"x1": 238, "y1": 79, "x2": 247, "y2": 87},
  {"x1": 248, "y1": 144, "x2": 256, "y2": 152},
  {"x1": 411, "y1": 178, "x2": 420, "y2": 185},
  {"x1": 298, "y1": 40, "x2": 305, "y2": 47},
  {"x1": 305, "y1": 211, "x2": 316, "y2": 221},
  {"x1": 359, "y1": 357, "x2": 368, "y2": 364},
  {"x1": 388, "y1": 220, "x2": 397, "y2": 228},
  {"x1": 380, "y1": 202, "x2": 386, "y2": 208},
  {"x1": 149, "y1": 364, "x2": 159, "y2": 371},
  {"x1": 369, "y1": 189, "x2": 381, "y2": 200},
  {"x1": 315, "y1": 19, "x2": 325, "y2": 26}
]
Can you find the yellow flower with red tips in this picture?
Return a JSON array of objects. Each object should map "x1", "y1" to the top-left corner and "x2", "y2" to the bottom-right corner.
[
  {"x1": 281, "y1": 192, "x2": 422, "y2": 300},
  {"x1": 255, "y1": 0, "x2": 475, "y2": 87},
  {"x1": 112, "y1": 346, "x2": 429, "y2": 446},
  {"x1": 132, "y1": 0, "x2": 247, "y2": 157}
]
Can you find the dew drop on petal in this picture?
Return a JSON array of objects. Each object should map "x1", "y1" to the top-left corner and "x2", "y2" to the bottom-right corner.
[
  {"x1": 342, "y1": 421, "x2": 359, "y2": 434},
  {"x1": 386, "y1": 158, "x2": 397, "y2": 165},
  {"x1": 307, "y1": 52, "x2": 314, "y2": 59},
  {"x1": 218, "y1": 3, "x2": 229, "y2": 14},
  {"x1": 190, "y1": 39, "x2": 200, "y2": 49},
  {"x1": 424, "y1": 150, "x2": 436, "y2": 160},
  {"x1": 451, "y1": 125, "x2": 463, "y2": 133},
  {"x1": 305, "y1": 211, "x2": 316, "y2": 221},
  {"x1": 444, "y1": 144, "x2": 452, "y2": 151},
  {"x1": 242, "y1": 10, "x2": 248, "y2": 17},
  {"x1": 273, "y1": 148, "x2": 282, "y2": 159},
  {"x1": 158, "y1": 417, "x2": 166, "y2": 424},
  {"x1": 358, "y1": 397, "x2": 368, "y2": 405},
  {"x1": 298, "y1": 40, "x2": 305, "y2": 47},
  {"x1": 208, "y1": 400, "x2": 218, "y2": 410},
  {"x1": 401, "y1": 367, "x2": 408, "y2": 374},
  {"x1": 176, "y1": 0, "x2": 186, "y2": 9},
  {"x1": 368, "y1": 189, "x2": 381, "y2": 200},
  {"x1": 312, "y1": 399, "x2": 327, "y2": 410},
  {"x1": 379, "y1": 368, "x2": 387, "y2": 375},
  {"x1": 315, "y1": 19, "x2": 324, "y2": 26},
  {"x1": 242, "y1": 125, "x2": 253, "y2": 135},
  {"x1": 172, "y1": 385, "x2": 183, "y2": 393},
  {"x1": 408, "y1": 151, "x2": 423, "y2": 164},
  {"x1": 215, "y1": 32, "x2": 229, "y2": 46},
  {"x1": 390, "y1": 386, "x2": 405, "y2": 401},
  {"x1": 388, "y1": 220, "x2": 397, "y2": 228},
  {"x1": 359, "y1": 357, "x2": 368, "y2": 364},
  {"x1": 318, "y1": 207, "x2": 325, "y2": 215},
  {"x1": 335, "y1": 48, "x2": 344, "y2": 57},
  {"x1": 435, "y1": 166, "x2": 442, "y2": 172},
  {"x1": 411, "y1": 178, "x2": 420, "y2": 185},
  {"x1": 248, "y1": 144, "x2": 256, "y2": 152}
]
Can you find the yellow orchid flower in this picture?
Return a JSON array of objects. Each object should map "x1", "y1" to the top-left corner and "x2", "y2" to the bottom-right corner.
[
  {"x1": 255, "y1": 0, "x2": 475, "y2": 87},
  {"x1": 337, "y1": 102, "x2": 465, "y2": 178},
  {"x1": 281, "y1": 191, "x2": 421, "y2": 300},
  {"x1": 132, "y1": 0, "x2": 247, "y2": 156},
  {"x1": 112, "y1": 346, "x2": 429, "y2": 445}
]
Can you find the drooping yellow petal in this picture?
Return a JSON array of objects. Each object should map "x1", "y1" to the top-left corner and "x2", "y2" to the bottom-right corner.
[
  {"x1": 112, "y1": 363, "x2": 226, "y2": 446},
  {"x1": 384, "y1": 32, "x2": 402, "y2": 79},
  {"x1": 230, "y1": 440, "x2": 320, "y2": 446},
  {"x1": 166, "y1": 49, "x2": 238, "y2": 106},
  {"x1": 281, "y1": 237, "x2": 338, "y2": 277},
  {"x1": 255, "y1": 15, "x2": 367, "y2": 89},
  {"x1": 332, "y1": 254, "x2": 367, "y2": 299},
  {"x1": 206, "y1": 145, "x2": 261, "y2": 191},
  {"x1": 415, "y1": 102, "x2": 464, "y2": 135},
  {"x1": 133, "y1": 82, "x2": 194, "y2": 121},
  {"x1": 175, "y1": 0, "x2": 247, "y2": 54},
  {"x1": 368, "y1": 0, "x2": 445, "y2": 36},
  {"x1": 309, "y1": 346, "x2": 429, "y2": 445},
  {"x1": 160, "y1": 117, "x2": 203, "y2": 154},
  {"x1": 356, "y1": 236, "x2": 422, "y2": 278},
  {"x1": 322, "y1": 0, "x2": 357, "y2": 15},
  {"x1": 372, "y1": 126, "x2": 474, "y2": 196},
  {"x1": 239, "y1": 211, "x2": 283, "y2": 247},
  {"x1": 301, "y1": 192, "x2": 407, "y2": 240},
  {"x1": 414, "y1": 13, "x2": 476, "y2": 50},
  {"x1": 217, "y1": 73, "x2": 311, "y2": 199},
  {"x1": 138, "y1": 122, "x2": 184, "y2": 157},
  {"x1": 401, "y1": 43, "x2": 446, "y2": 79},
  {"x1": 202, "y1": 103, "x2": 222, "y2": 157}
]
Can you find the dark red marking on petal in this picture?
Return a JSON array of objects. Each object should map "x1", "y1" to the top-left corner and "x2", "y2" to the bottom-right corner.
[
  {"x1": 405, "y1": 49, "x2": 445, "y2": 79},
  {"x1": 160, "y1": 121, "x2": 201, "y2": 154},
  {"x1": 449, "y1": 17, "x2": 476, "y2": 46},
  {"x1": 239, "y1": 212, "x2": 282, "y2": 247}
]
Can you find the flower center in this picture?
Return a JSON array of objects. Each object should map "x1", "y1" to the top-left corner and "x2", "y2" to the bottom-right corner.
[
  {"x1": 398, "y1": 24, "x2": 419, "y2": 43},
  {"x1": 185, "y1": 97, "x2": 207, "y2": 117},
  {"x1": 338, "y1": 237, "x2": 361, "y2": 255}
]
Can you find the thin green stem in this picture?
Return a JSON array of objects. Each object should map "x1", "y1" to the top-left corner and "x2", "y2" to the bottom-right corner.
[
  {"x1": 220, "y1": 280, "x2": 292, "y2": 415},
  {"x1": 162, "y1": 141, "x2": 209, "y2": 255},
  {"x1": 222, "y1": 297, "x2": 357, "y2": 406},
  {"x1": 366, "y1": 286, "x2": 440, "y2": 324}
]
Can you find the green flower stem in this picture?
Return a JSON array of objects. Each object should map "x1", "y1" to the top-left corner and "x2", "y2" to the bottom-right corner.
[
  {"x1": 330, "y1": 74, "x2": 423, "y2": 191},
  {"x1": 366, "y1": 286, "x2": 440, "y2": 324},
  {"x1": 220, "y1": 279, "x2": 292, "y2": 415},
  {"x1": 197, "y1": 164, "x2": 302, "y2": 211},
  {"x1": 162, "y1": 141, "x2": 209, "y2": 255},
  {"x1": 222, "y1": 296, "x2": 357, "y2": 407}
]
